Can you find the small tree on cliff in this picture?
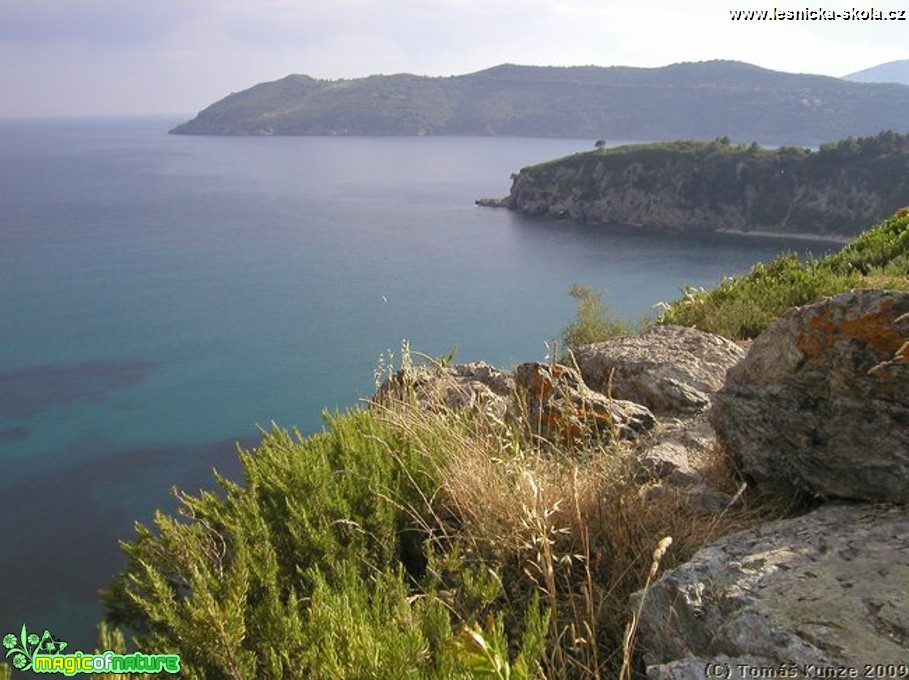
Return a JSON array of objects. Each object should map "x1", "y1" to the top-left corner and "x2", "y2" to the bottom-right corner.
[{"x1": 562, "y1": 284, "x2": 630, "y2": 350}]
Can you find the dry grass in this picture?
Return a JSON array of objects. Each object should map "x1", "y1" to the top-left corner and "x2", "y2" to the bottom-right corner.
[{"x1": 370, "y1": 370, "x2": 790, "y2": 679}]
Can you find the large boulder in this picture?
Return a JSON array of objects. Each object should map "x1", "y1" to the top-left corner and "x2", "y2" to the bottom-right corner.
[
  {"x1": 633, "y1": 503, "x2": 909, "y2": 678},
  {"x1": 712, "y1": 289, "x2": 909, "y2": 503},
  {"x1": 574, "y1": 326, "x2": 746, "y2": 415}
]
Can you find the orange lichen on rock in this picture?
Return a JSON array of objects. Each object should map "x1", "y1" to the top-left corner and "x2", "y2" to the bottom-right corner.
[
  {"x1": 517, "y1": 362, "x2": 617, "y2": 448},
  {"x1": 714, "y1": 290, "x2": 909, "y2": 503},
  {"x1": 796, "y1": 297, "x2": 906, "y2": 362}
]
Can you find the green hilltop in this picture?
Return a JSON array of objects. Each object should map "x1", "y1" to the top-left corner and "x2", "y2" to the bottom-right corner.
[{"x1": 172, "y1": 61, "x2": 909, "y2": 146}]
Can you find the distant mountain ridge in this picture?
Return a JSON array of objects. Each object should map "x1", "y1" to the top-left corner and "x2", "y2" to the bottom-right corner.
[
  {"x1": 844, "y1": 59, "x2": 909, "y2": 85},
  {"x1": 172, "y1": 61, "x2": 909, "y2": 145}
]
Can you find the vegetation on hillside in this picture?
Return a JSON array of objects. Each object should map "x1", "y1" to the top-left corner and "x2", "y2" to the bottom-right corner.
[
  {"x1": 171, "y1": 62, "x2": 909, "y2": 145},
  {"x1": 557, "y1": 212, "x2": 903, "y2": 349},
  {"x1": 561, "y1": 284, "x2": 631, "y2": 351},
  {"x1": 656, "y1": 209, "x2": 909, "y2": 338},
  {"x1": 507, "y1": 131, "x2": 909, "y2": 237},
  {"x1": 558, "y1": 209, "x2": 908, "y2": 345},
  {"x1": 93, "y1": 349, "x2": 774, "y2": 678}
]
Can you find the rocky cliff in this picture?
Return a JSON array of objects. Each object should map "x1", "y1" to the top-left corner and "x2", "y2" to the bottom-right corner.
[{"x1": 487, "y1": 132, "x2": 909, "y2": 238}]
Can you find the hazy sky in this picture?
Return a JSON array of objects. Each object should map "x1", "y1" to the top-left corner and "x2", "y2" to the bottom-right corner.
[{"x1": 2, "y1": 0, "x2": 908, "y2": 117}]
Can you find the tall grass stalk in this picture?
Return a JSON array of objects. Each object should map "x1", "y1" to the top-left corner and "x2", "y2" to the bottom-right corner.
[
  {"x1": 618, "y1": 536, "x2": 672, "y2": 680},
  {"x1": 373, "y1": 372, "x2": 773, "y2": 677}
]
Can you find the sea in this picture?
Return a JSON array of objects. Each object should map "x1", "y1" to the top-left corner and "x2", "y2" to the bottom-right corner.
[{"x1": 0, "y1": 116, "x2": 842, "y2": 652}]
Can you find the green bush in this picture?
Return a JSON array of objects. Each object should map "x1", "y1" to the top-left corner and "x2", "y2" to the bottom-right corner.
[
  {"x1": 656, "y1": 212, "x2": 909, "y2": 339},
  {"x1": 103, "y1": 408, "x2": 550, "y2": 679},
  {"x1": 824, "y1": 211, "x2": 909, "y2": 276},
  {"x1": 104, "y1": 411, "x2": 442, "y2": 678},
  {"x1": 561, "y1": 284, "x2": 631, "y2": 351}
]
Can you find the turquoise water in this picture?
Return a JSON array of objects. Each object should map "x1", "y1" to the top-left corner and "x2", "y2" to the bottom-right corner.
[{"x1": 0, "y1": 117, "x2": 839, "y2": 650}]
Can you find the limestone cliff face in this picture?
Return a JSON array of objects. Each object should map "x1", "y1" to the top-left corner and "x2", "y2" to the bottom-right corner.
[{"x1": 499, "y1": 134, "x2": 909, "y2": 238}]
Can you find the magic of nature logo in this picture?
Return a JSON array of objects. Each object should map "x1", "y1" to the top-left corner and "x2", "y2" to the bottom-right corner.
[{"x1": 3, "y1": 625, "x2": 180, "y2": 675}]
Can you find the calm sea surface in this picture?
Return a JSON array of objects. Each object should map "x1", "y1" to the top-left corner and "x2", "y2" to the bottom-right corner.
[{"x1": 0, "y1": 116, "x2": 840, "y2": 649}]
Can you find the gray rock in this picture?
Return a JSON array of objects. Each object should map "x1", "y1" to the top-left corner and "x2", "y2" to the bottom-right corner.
[
  {"x1": 630, "y1": 412, "x2": 745, "y2": 514},
  {"x1": 634, "y1": 416, "x2": 717, "y2": 483},
  {"x1": 475, "y1": 197, "x2": 509, "y2": 208},
  {"x1": 607, "y1": 399, "x2": 657, "y2": 442},
  {"x1": 574, "y1": 326, "x2": 746, "y2": 415},
  {"x1": 639, "y1": 482, "x2": 739, "y2": 514},
  {"x1": 634, "y1": 503, "x2": 909, "y2": 675},
  {"x1": 712, "y1": 289, "x2": 909, "y2": 502},
  {"x1": 376, "y1": 360, "x2": 656, "y2": 447},
  {"x1": 637, "y1": 441, "x2": 698, "y2": 483}
]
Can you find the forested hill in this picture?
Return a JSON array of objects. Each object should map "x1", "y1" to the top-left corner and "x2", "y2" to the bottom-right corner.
[
  {"x1": 490, "y1": 131, "x2": 909, "y2": 238},
  {"x1": 171, "y1": 61, "x2": 909, "y2": 146}
]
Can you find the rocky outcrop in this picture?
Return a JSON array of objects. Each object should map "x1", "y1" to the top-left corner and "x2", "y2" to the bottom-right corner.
[
  {"x1": 634, "y1": 503, "x2": 909, "y2": 678},
  {"x1": 574, "y1": 326, "x2": 746, "y2": 416},
  {"x1": 375, "y1": 360, "x2": 655, "y2": 447},
  {"x1": 712, "y1": 290, "x2": 909, "y2": 503},
  {"x1": 513, "y1": 362, "x2": 654, "y2": 446},
  {"x1": 375, "y1": 361, "x2": 516, "y2": 421},
  {"x1": 475, "y1": 197, "x2": 509, "y2": 208},
  {"x1": 377, "y1": 292, "x2": 909, "y2": 676},
  {"x1": 494, "y1": 134, "x2": 909, "y2": 238},
  {"x1": 375, "y1": 333, "x2": 741, "y2": 513},
  {"x1": 634, "y1": 288, "x2": 909, "y2": 678}
]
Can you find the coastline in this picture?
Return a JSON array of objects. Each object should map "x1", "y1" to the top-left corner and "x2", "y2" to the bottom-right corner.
[
  {"x1": 475, "y1": 202, "x2": 856, "y2": 245},
  {"x1": 475, "y1": 196, "x2": 856, "y2": 245},
  {"x1": 715, "y1": 227, "x2": 852, "y2": 245}
]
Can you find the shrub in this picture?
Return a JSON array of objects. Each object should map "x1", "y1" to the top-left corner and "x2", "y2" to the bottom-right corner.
[
  {"x1": 103, "y1": 411, "x2": 453, "y2": 678},
  {"x1": 561, "y1": 284, "x2": 631, "y2": 351},
  {"x1": 103, "y1": 406, "x2": 556, "y2": 679},
  {"x1": 656, "y1": 211, "x2": 909, "y2": 339},
  {"x1": 824, "y1": 210, "x2": 909, "y2": 276}
]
